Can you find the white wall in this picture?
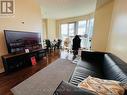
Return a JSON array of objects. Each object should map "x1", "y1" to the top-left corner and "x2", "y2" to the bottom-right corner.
[
  {"x1": 92, "y1": 1, "x2": 114, "y2": 52},
  {"x1": 108, "y1": 0, "x2": 127, "y2": 63}
]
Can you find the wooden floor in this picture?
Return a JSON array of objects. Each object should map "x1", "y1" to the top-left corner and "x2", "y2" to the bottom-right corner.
[{"x1": 0, "y1": 50, "x2": 60, "y2": 95}]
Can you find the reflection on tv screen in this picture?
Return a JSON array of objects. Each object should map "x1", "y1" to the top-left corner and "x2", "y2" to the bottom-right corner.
[{"x1": 4, "y1": 30, "x2": 42, "y2": 53}]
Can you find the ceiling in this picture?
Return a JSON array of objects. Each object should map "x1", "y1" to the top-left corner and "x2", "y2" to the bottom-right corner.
[{"x1": 36, "y1": 0, "x2": 97, "y2": 19}]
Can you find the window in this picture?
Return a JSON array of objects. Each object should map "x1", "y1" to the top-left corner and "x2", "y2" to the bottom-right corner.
[
  {"x1": 89, "y1": 18, "x2": 94, "y2": 38},
  {"x1": 61, "y1": 24, "x2": 68, "y2": 36},
  {"x1": 78, "y1": 20, "x2": 86, "y2": 35},
  {"x1": 87, "y1": 18, "x2": 94, "y2": 49},
  {"x1": 60, "y1": 17, "x2": 94, "y2": 50},
  {"x1": 69, "y1": 23, "x2": 75, "y2": 36}
]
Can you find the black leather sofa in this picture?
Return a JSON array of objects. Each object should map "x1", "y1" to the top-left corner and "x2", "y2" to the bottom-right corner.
[{"x1": 54, "y1": 51, "x2": 127, "y2": 95}]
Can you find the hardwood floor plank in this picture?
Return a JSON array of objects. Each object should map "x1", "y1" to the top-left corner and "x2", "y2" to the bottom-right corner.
[{"x1": 0, "y1": 50, "x2": 60, "y2": 95}]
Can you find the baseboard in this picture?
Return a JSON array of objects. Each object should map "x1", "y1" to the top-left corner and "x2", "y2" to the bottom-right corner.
[{"x1": 0, "y1": 68, "x2": 4, "y2": 73}]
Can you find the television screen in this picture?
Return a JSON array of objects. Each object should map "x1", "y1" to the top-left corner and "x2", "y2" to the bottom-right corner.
[{"x1": 4, "y1": 30, "x2": 42, "y2": 53}]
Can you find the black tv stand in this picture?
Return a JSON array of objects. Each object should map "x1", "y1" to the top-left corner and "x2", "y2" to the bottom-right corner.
[{"x1": 2, "y1": 48, "x2": 46, "y2": 73}]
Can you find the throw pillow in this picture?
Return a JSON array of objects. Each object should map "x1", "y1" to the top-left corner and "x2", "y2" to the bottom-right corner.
[
  {"x1": 78, "y1": 76, "x2": 126, "y2": 95},
  {"x1": 53, "y1": 81, "x2": 97, "y2": 95}
]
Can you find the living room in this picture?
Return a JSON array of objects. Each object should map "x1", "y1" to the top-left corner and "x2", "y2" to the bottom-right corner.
[{"x1": 0, "y1": 0, "x2": 127, "y2": 95}]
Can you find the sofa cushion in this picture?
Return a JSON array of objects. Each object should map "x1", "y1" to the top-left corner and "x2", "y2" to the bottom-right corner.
[
  {"x1": 108, "y1": 53, "x2": 127, "y2": 74},
  {"x1": 77, "y1": 60, "x2": 103, "y2": 75},
  {"x1": 81, "y1": 51, "x2": 104, "y2": 63},
  {"x1": 69, "y1": 66, "x2": 102, "y2": 86},
  {"x1": 103, "y1": 54, "x2": 127, "y2": 83},
  {"x1": 53, "y1": 81, "x2": 97, "y2": 95}
]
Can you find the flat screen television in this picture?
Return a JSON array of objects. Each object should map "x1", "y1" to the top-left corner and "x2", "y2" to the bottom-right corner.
[{"x1": 4, "y1": 30, "x2": 42, "y2": 53}]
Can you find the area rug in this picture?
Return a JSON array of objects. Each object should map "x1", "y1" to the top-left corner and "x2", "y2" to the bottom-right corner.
[
  {"x1": 11, "y1": 59, "x2": 76, "y2": 95},
  {"x1": 72, "y1": 56, "x2": 81, "y2": 64}
]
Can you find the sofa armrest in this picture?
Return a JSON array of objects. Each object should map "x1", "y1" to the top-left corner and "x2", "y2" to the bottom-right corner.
[
  {"x1": 53, "y1": 81, "x2": 97, "y2": 95},
  {"x1": 81, "y1": 51, "x2": 105, "y2": 63}
]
